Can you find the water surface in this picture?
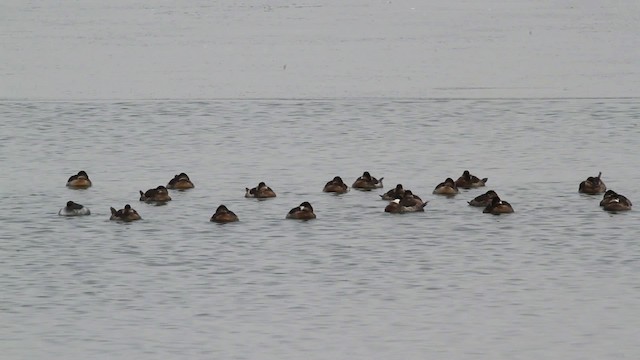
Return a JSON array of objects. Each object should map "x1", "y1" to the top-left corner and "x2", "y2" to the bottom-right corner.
[
  {"x1": 1, "y1": 99, "x2": 639, "y2": 359},
  {"x1": 3, "y1": 0, "x2": 640, "y2": 358}
]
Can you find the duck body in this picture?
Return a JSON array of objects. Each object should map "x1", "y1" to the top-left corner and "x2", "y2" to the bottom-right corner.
[
  {"x1": 433, "y1": 178, "x2": 459, "y2": 195},
  {"x1": 352, "y1": 171, "x2": 383, "y2": 190},
  {"x1": 58, "y1": 201, "x2": 91, "y2": 216},
  {"x1": 599, "y1": 190, "x2": 618, "y2": 207},
  {"x1": 468, "y1": 190, "x2": 499, "y2": 207},
  {"x1": 286, "y1": 201, "x2": 316, "y2": 220},
  {"x1": 601, "y1": 191, "x2": 632, "y2": 212},
  {"x1": 210, "y1": 205, "x2": 239, "y2": 223},
  {"x1": 455, "y1": 170, "x2": 488, "y2": 189},
  {"x1": 110, "y1": 204, "x2": 142, "y2": 221},
  {"x1": 385, "y1": 199, "x2": 428, "y2": 213},
  {"x1": 66, "y1": 170, "x2": 92, "y2": 188},
  {"x1": 139, "y1": 186, "x2": 172, "y2": 202},
  {"x1": 380, "y1": 184, "x2": 405, "y2": 200},
  {"x1": 167, "y1": 173, "x2": 194, "y2": 190},
  {"x1": 245, "y1": 182, "x2": 277, "y2": 198},
  {"x1": 385, "y1": 191, "x2": 428, "y2": 213},
  {"x1": 579, "y1": 172, "x2": 606, "y2": 194},
  {"x1": 323, "y1": 176, "x2": 349, "y2": 194},
  {"x1": 483, "y1": 196, "x2": 514, "y2": 214}
]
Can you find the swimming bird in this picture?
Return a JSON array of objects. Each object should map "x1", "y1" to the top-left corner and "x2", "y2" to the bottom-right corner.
[
  {"x1": 139, "y1": 185, "x2": 172, "y2": 202},
  {"x1": 66, "y1": 170, "x2": 92, "y2": 188},
  {"x1": 599, "y1": 190, "x2": 619, "y2": 207},
  {"x1": 468, "y1": 190, "x2": 499, "y2": 207},
  {"x1": 455, "y1": 170, "x2": 488, "y2": 189},
  {"x1": 286, "y1": 201, "x2": 316, "y2": 220},
  {"x1": 58, "y1": 201, "x2": 90, "y2": 216},
  {"x1": 578, "y1": 172, "x2": 606, "y2": 194},
  {"x1": 601, "y1": 191, "x2": 632, "y2": 212},
  {"x1": 385, "y1": 191, "x2": 428, "y2": 213},
  {"x1": 210, "y1": 205, "x2": 239, "y2": 223},
  {"x1": 167, "y1": 173, "x2": 194, "y2": 190},
  {"x1": 483, "y1": 196, "x2": 514, "y2": 214},
  {"x1": 110, "y1": 204, "x2": 142, "y2": 221},
  {"x1": 352, "y1": 171, "x2": 384, "y2": 190},
  {"x1": 380, "y1": 184, "x2": 405, "y2": 200},
  {"x1": 433, "y1": 178, "x2": 459, "y2": 196},
  {"x1": 245, "y1": 181, "x2": 277, "y2": 198},
  {"x1": 323, "y1": 176, "x2": 349, "y2": 194}
]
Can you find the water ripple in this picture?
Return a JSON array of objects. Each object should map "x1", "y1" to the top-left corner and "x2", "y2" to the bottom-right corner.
[{"x1": 1, "y1": 98, "x2": 640, "y2": 359}]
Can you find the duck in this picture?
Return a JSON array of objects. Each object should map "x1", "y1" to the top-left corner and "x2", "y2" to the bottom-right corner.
[
  {"x1": 399, "y1": 190, "x2": 427, "y2": 208},
  {"x1": 384, "y1": 199, "x2": 405, "y2": 213},
  {"x1": 352, "y1": 171, "x2": 384, "y2": 190},
  {"x1": 578, "y1": 172, "x2": 606, "y2": 194},
  {"x1": 210, "y1": 205, "x2": 239, "y2": 223},
  {"x1": 380, "y1": 184, "x2": 405, "y2": 200},
  {"x1": 245, "y1": 182, "x2": 277, "y2": 198},
  {"x1": 139, "y1": 185, "x2": 172, "y2": 202},
  {"x1": 599, "y1": 190, "x2": 619, "y2": 207},
  {"x1": 483, "y1": 196, "x2": 514, "y2": 214},
  {"x1": 601, "y1": 191, "x2": 632, "y2": 212},
  {"x1": 433, "y1": 178, "x2": 459, "y2": 195},
  {"x1": 455, "y1": 170, "x2": 488, "y2": 189},
  {"x1": 323, "y1": 176, "x2": 349, "y2": 194},
  {"x1": 110, "y1": 204, "x2": 142, "y2": 221},
  {"x1": 286, "y1": 201, "x2": 316, "y2": 220},
  {"x1": 66, "y1": 170, "x2": 92, "y2": 188},
  {"x1": 468, "y1": 190, "x2": 499, "y2": 207},
  {"x1": 58, "y1": 201, "x2": 91, "y2": 216},
  {"x1": 385, "y1": 191, "x2": 428, "y2": 213},
  {"x1": 167, "y1": 173, "x2": 194, "y2": 190}
]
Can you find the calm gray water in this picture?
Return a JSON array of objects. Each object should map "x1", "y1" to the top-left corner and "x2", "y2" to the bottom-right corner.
[
  {"x1": 1, "y1": 99, "x2": 640, "y2": 360},
  {"x1": 3, "y1": 0, "x2": 639, "y2": 100},
  {"x1": 3, "y1": 0, "x2": 640, "y2": 358}
]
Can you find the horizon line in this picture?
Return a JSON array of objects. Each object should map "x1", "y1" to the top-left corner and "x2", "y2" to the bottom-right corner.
[{"x1": 1, "y1": 96, "x2": 640, "y2": 103}]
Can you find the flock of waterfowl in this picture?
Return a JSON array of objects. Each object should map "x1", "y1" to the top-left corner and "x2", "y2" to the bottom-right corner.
[
  {"x1": 59, "y1": 169, "x2": 632, "y2": 223},
  {"x1": 61, "y1": 171, "x2": 318, "y2": 222},
  {"x1": 578, "y1": 172, "x2": 633, "y2": 212}
]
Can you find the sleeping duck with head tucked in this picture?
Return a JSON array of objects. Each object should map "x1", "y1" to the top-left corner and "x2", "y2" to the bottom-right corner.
[
  {"x1": 66, "y1": 170, "x2": 92, "y2": 188},
  {"x1": 455, "y1": 170, "x2": 488, "y2": 189},
  {"x1": 468, "y1": 190, "x2": 499, "y2": 207},
  {"x1": 600, "y1": 190, "x2": 632, "y2": 212},
  {"x1": 599, "y1": 190, "x2": 618, "y2": 207},
  {"x1": 167, "y1": 173, "x2": 194, "y2": 190},
  {"x1": 433, "y1": 178, "x2": 459, "y2": 196},
  {"x1": 483, "y1": 196, "x2": 514, "y2": 215},
  {"x1": 352, "y1": 171, "x2": 384, "y2": 190},
  {"x1": 380, "y1": 184, "x2": 405, "y2": 200},
  {"x1": 110, "y1": 204, "x2": 142, "y2": 221},
  {"x1": 245, "y1": 181, "x2": 277, "y2": 198},
  {"x1": 139, "y1": 185, "x2": 172, "y2": 202},
  {"x1": 323, "y1": 176, "x2": 349, "y2": 194},
  {"x1": 384, "y1": 190, "x2": 428, "y2": 213},
  {"x1": 286, "y1": 201, "x2": 316, "y2": 220},
  {"x1": 578, "y1": 172, "x2": 606, "y2": 194},
  {"x1": 210, "y1": 205, "x2": 239, "y2": 223},
  {"x1": 58, "y1": 201, "x2": 91, "y2": 216}
]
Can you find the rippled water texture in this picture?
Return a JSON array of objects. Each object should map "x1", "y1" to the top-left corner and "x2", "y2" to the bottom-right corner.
[
  {"x1": 1, "y1": 99, "x2": 640, "y2": 359},
  {"x1": 3, "y1": 0, "x2": 640, "y2": 358}
]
